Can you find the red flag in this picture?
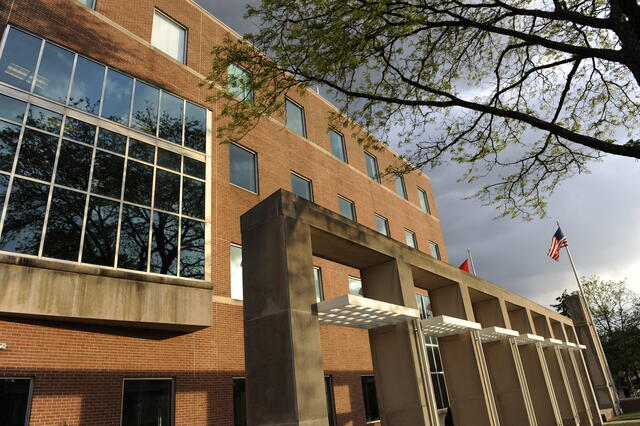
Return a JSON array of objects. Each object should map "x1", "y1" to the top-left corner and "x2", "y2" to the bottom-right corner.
[{"x1": 459, "y1": 259, "x2": 470, "y2": 272}]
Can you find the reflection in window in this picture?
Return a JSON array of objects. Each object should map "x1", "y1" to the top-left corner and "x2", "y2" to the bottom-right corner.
[
  {"x1": 56, "y1": 140, "x2": 92, "y2": 190},
  {"x1": 82, "y1": 196, "x2": 119, "y2": 266},
  {"x1": 375, "y1": 214, "x2": 389, "y2": 237},
  {"x1": 159, "y1": 92, "x2": 184, "y2": 143},
  {"x1": 0, "y1": 177, "x2": 49, "y2": 255},
  {"x1": 151, "y1": 11, "x2": 187, "y2": 64},
  {"x1": 91, "y1": 150, "x2": 124, "y2": 199},
  {"x1": 0, "y1": 94, "x2": 26, "y2": 123},
  {"x1": 97, "y1": 128, "x2": 126, "y2": 154},
  {"x1": 63, "y1": 117, "x2": 96, "y2": 144},
  {"x1": 418, "y1": 187, "x2": 431, "y2": 214},
  {"x1": 124, "y1": 161, "x2": 153, "y2": 206},
  {"x1": 183, "y1": 177, "x2": 205, "y2": 219},
  {"x1": 131, "y1": 81, "x2": 159, "y2": 135},
  {"x1": 361, "y1": 376, "x2": 380, "y2": 423},
  {"x1": 285, "y1": 99, "x2": 306, "y2": 137},
  {"x1": 0, "y1": 121, "x2": 20, "y2": 172},
  {"x1": 395, "y1": 174, "x2": 407, "y2": 199},
  {"x1": 158, "y1": 148, "x2": 181, "y2": 171},
  {"x1": 230, "y1": 244, "x2": 243, "y2": 300},
  {"x1": 42, "y1": 187, "x2": 86, "y2": 261},
  {"x1": 34, "y1": 42, "x2": 74, "y2": 103},
  {"x1": 76, "y1": 0, "x2": 96, "y2": 8},
  {"x1": 337, "y1": 195, "x2": 356, "y2": 221},
  {"x1": 180, "y1": 218, "x2": 204, "y2": 279},
  {"x1": 405, "y1": 229, "x2": 417, "y2": 249},
  {"x1": 15, "y1": 129, "x2": 59, "y2": 181},
  {"x1": 122, "y1": 379, "x2": 173, "y2": 426},
  {"x1": 184, "y1": 157, "x2": 205, "y2": 179},
  {"x1": 151, "y1": 212, "x2": 178, "y2": 276},
  {"x1": 185, "y1": 102, "x2": 206, "y2": 151},
  {"x1": 27, "y1": 105, "x2": 62, "y2": 134},
  {"x1": 364, "y1": 152, "x2": 380, "y2": 183},
  {"x1": 329, "y1": 129, "x2": 347, "y2": 162},
  {"x1": 129, "y1": 138, "x2": 155, "y2": 163},
  {"x1": 229, "y1": 143, "x2": 257, "y2": 193},
  {"x1": 118, "y1": 205, "x2": 150, "y2": 272},
  {"x1": 0, "y1": 28, "x2": 41, "y2": 91},
  {"x1": 291, "y1": 172, "x2": 313, "y2": 201},
  {"x1": 101, "y1": 69, "x2": 133, "y2": 124},
  {"x1": 348, "y1": 276, "x2": 362, "y2": 296},
  {"x1": 69, "y1": 56, "x2": 104, "y2": 114},
  {"x1": 228, "y1": 63, "x2": 253, "y2": 102},
  {"x1": 430, "y1": 241, "x2": 441, "y2": 260},
  {"x1": 154, "y1": 170, "x2": 180, "y2": 213}
]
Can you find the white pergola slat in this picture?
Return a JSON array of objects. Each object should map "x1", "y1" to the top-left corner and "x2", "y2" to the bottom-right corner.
[
  {"x1": 541, "y1": 338, "x2": 563, "y2": 348},
  {"x1": 513, "y1": 333, "x2": 545, "y2": 346},
  {"x1": 477, "y1": 326, "x2": 519, "y2": 343},
  {"x1": 314, "y1": 294, "x2": 419, "y2": 329},
  {"x1": 420, "y1": 315, "x2": 481, "y2": 338}
]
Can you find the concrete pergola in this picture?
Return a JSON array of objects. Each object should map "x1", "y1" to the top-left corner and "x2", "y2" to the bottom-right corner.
[{"x1": 240, "y1": 190, "x2": 608, "y2": 426}]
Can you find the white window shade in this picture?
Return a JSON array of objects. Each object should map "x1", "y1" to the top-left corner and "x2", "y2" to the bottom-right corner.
[
  {"x1": 151, "y1": 11, "x2": 186, "y2": 63},
  {"x1": 230, "y1": 244, "x2": 243, "y2": 300}
]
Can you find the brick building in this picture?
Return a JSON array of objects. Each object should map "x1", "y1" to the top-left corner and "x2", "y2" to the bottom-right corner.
[{"x1": 0, "y1": 1, "x2": 617, "y2": 426}]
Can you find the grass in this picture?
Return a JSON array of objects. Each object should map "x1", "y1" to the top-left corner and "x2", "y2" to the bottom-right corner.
[{"x1": 610, "y1": 410, "x2": 640, "y2": 421}]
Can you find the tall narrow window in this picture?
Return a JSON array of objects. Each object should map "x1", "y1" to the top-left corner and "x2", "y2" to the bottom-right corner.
[
  {"x1": 364, "y1": 152, "x2": 380, "y2": 183},
  {"x1": 122, "y1": 379, "x2": 173, "y2": 426},
  {"x1": 151, "y1": 10, "x2": 187, "y2": 63},
  {"x1": 417, "y1": 187, "x2": 431, "y2": 214},
  {"x1": 374, "y1": 214, "x2": 389, "y2": 237},
  {"x1": 395, "y1": 174, "x2": 407, "y2": 199},
  {"x1": 229, "y1": 143, "x2": 257, "y2": 193},
  {"x1": 313, "y1": 266, "x2": 324, "y2": 302},
  {"x1": 230, "y1": 244, "x2": 243, "y2": 300},
  {"x1": 405, "y1": 229, "x2": 417, "y2": 249},
  {"x1": 0, "y1": 28, "x2": 41, "y2": 91},
  {"x1": 0, "y1": 378, "x2": 32, "y2": 426},
  {"x1": 233, "y1": 378, "x2": 247, "y2": 426},
  {"x1": 228, "y1": 64, "x2": 253, "y2": 102},
  {"x1": 329, "y1": 129, "x2": 347, "y2": 162},
  {"x1": 337, "y1": 195, "x2": 356, "y2": 221},
  {"x1": 291, "y1": 172, "x2": 313, "y2": 201},
  {"x1": 348, "y1": 276, "x2": 362, "y2": 296},
  {"x1": 325, "y1": 376, "x2": 337, "y2": 426},
  {"x1": 361, "y1": 376, "x2": 380, "y2": 423},
  {"x1": 34, "y1": 42, "x2": 74, "y2": 103},
  {"x1": 285, "y1": 99, "x2": 306, "y2": 137},
  {"x1": 429, "y1": 241, "x2": 441, "y2": 259}
]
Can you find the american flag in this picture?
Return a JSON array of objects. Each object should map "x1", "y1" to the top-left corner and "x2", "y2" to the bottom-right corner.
[{"x1": 547, "y1": 227, "x2": 568, "y2": 261}]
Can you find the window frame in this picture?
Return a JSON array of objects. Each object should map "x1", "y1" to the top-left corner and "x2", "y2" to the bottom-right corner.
[
  {"x1": 348, "y1": 275, "x2": 362, "y2": 296},
  {"x1": 284, "y1": 98, "x2": 307, "y2": 138},
  {"x1": 227, "y1": 63, "x2": 253, "y2": 103},
  {"x1": 229, "y1": 142, "x2": 259, "y2": 194},
  {"x1": 361, "y1": 375, "x2": 381, "y2": 423},
  {"x1": 290, "y1": 171, "x2": 313, "y2": 202},
  {"x1": 313, "y1": 266, "x2": 324, "y2": 302},
  {"x1": 328, "y1": 128, "x2": 347, "y2": 163},
  {"x1": 337, "y1": 194, "x2": 356, "y2": 221},
  {"x1": 374, "y1": 213, "x2": 390, "y2": 237},
  {"x1": 121, "y1": 378, "x2": 174, "y2": 426},
  {"x1": 151, "y1": 9, "x2": 188, "y2": 64},
  {"x1": 429, "y1": 241, "x2": 441, "y2": 260},
  {"x1": 364, "y1": 151, "x2": 380, "y2": 183},
  {"x1": 405, "y1": 229, "x2": 418, "y2": 249},
  {"x1": 0, "y1": 377, "x2": 33, "y2": 426},
  {"x1": 417, "y1": 187, "x2": 431, "y2": 214},
  {"x1": 394, "y1": 174, "x2": 407, "y2": 199}
]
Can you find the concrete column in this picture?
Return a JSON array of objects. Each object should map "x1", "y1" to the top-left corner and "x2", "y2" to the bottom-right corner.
[
  {"x1": 474, "y1": 298, "x2": 537, "y2": 426},
  {"x1": 429, "y1": 284, "x2": 500, "y2": 426},
  {"x1": 242, "y1": 214, "x2": 328, "y2": 426},
  {"x1": 362, "y1": 259, "x2": 433, "y2": 426},
  {"x1": 565, "y1": 325, "x2": 602, "y2": 425},
  {"x1": 509, "y1": 307, "x2": 562, "y2": 425},
  {"x1": 565, "y1": 295, "x2": 620, "y2": 415}
]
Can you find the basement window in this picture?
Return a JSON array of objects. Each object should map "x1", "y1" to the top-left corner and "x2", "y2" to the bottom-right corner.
[{"x1": 122, "y1": 379, "x2": 173, "y2": 426}]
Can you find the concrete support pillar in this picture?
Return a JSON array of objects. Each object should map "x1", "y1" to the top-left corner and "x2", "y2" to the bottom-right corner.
[
  {"x1": 474, "y1": 298, "x2": 536, "y2": 426},
  {"x1": 362, "y1": 259, "x2": 433, "y2": 426},
  {"x1": 242, "y1": 214, "x2": 328, "y2": 426},
  {"x1": 573, "y1": 348, "x2": 603, "y2": 425},
  {"x1": 565, "y1": 295, "x2": 620, "y2": 415},
  {"x1": 561, "y1": 349, "x2": 594, "y2": 426},
  {"x1": 430, "y1": 284, "x2": 500, "y2": 426}
]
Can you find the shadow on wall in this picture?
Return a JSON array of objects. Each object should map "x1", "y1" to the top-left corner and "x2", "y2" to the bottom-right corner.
[{"x1": 0, "y1": 367, "x2": 388, "y2": 426}]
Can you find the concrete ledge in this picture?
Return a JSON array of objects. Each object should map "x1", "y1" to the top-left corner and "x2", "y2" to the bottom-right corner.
[{"x1": 0, "y1": 262, "x2": 211, "y2": 331}]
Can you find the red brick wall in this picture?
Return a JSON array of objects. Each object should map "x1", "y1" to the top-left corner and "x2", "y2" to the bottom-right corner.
[{"x1": 0, "y1": 0, "x2": 448, "y2": 424}]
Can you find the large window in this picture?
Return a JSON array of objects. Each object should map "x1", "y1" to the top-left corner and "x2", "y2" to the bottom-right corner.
[
  {"x1": 291, "y1": 172, "x2": 313, "y2": 201},
  {"x1": 285, "y1": 98, "x2": 306, "y2": 137},
  {"x1": 151, "y1": 10, "x2": 187, "y2": 63},
  {"x1": 364, "y1": 152, "x2": 380, "y2": 183},
  {"x1": 405, "y1": 229, "x2": 417, "y2": 249},
  {"x1": 417, "y1": 187, "x2": 431, "y2": 214},
  {"x1": 228, "y1": 64, "x2": 253, "y2": 102},
  {"x1": 0, "y1": 93, "x2": 206, "y2": 279},
  {"x1": 0, "y1": 27, "x2": 206, "y2": 152},
  {"x1": 374, "y1": 214, "x2": 390, "y2": 237},
  {"x1": 230, "y1": 244, "x2": 243, "y2": 300},
  {"x1": 122, "y1": 379, "x2": 173, "y2": 426},
  {"x1": 361, "y1": 376, "x2": 380, "y2": 423},
  {"x1": 416, "y1": 294, "x2": 449, "y2": 410},
  {"x1": 328, "y1": 129, "x2": 347, "y2": 162},
  {"x1": 337, "y1": 195, "x2": 356, "y2": 221},
  {"x1": 313, "y1": 266, "x2": 324, "y2": 302},
  {"x1": 0, "y1": 378, "x2": 32, "y2": 426},
  {"x1": 429, "y1": 241, "x2": 441, "y2": 260},
  {"x1": 229, "y1": 143, "x2": 257, "y2": 193},
  {"x1": 395, "y1": 174, "x2": 407, "y2": 199}
]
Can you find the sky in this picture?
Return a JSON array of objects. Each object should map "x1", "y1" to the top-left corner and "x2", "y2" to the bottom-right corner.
[{"x1": 195, "y1": 0, "x2": 640, "y2": 308}]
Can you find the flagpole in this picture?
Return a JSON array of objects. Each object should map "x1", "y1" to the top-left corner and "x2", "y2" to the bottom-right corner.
[
  {"x1": 557, "y1": 220, "x2": 620, "y2": 411},
  {"x1": 467, "y1": 248, "x2": 477, "y2": 276}
]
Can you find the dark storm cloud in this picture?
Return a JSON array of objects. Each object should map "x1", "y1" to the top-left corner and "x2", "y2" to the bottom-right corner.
[{"x1": 193, "y1": 1, "x2": 259, "y2": 35}]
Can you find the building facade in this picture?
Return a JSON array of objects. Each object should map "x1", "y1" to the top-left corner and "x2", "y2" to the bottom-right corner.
[{"x1": 0, "y1": 1, "x2": 613, "y2": 426}]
